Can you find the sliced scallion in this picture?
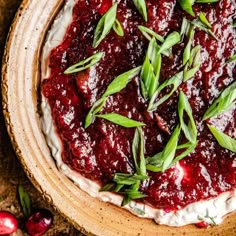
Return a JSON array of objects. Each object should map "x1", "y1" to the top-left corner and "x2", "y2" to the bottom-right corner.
[
  {"x1": 93, "y1": 3, "x2": 117, "y2": 48},
  {"x1": 203, "y1": 80, "x2": 236, "y2": 120},
  {"x1": 64, "y1": 52, "x2": 104, "y2": 74},
  {"x1": 133, "y1": 0, "x2": 148, "y2": 22},
  {"x1": 96, "y1": 113, "x2": 145, "y2": 128},
  {"x1": 113, "y1": 19, "x2": 124, "y2": 37},
  {"x1": 178, "y1": 91, "x2": 197, "y2": 143},
  {"x1": 148, "y1": 71, "x2": 183, "y2": 112},
  {"x1": 208, "y1": 125, "x2": 236, "y2": 153}
]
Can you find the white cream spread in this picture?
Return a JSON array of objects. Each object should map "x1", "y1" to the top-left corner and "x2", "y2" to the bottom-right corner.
[{"x1": 41, "y1": 0, "x2": 236, "y2": 226}]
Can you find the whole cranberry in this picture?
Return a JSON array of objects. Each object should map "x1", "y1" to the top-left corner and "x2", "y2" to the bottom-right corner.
[
  {"x1": 25, "y1": 209, "x2": 53, "y2": 236},
  {"x1": 0, "y1": 211, "x2": 18, "y2": 235},
  {"x1": 195, "y1": 221, "x2": 209, "y2": 228}
]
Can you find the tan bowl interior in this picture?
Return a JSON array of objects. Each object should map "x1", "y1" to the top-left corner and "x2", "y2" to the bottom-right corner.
[{"x1": 2, "y1": 0, "x2": 236, "y2": 235}]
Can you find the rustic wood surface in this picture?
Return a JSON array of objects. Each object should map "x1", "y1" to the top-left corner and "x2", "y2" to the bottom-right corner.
[{"x1": 0, "y1": 1, "x2": 82, "y2": 235}]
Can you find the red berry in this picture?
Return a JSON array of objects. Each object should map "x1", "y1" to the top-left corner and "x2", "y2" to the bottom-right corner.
[
  {"x1": 195, "y1": 221, "x2": 209, "y2": 228},
  {"x1": 25, "y1": 209, "x2": 53, "y2": 236},
  {"x1": 0, "y1": 211, "x2": 18, "y2": 235}
]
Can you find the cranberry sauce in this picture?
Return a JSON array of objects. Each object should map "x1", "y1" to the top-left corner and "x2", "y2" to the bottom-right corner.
[{"x1": 41, "y1": 0, "x2": 236, "y2": 210}]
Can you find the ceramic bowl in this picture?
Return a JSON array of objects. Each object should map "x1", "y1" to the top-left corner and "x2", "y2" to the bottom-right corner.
[{"x1": 2, "y1": 1, "x2": 236, "y2": 235}]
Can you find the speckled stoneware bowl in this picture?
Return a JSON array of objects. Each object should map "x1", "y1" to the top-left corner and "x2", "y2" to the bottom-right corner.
[{"x1": 1, "y1": 1, "x2": 236, "y2": 235}]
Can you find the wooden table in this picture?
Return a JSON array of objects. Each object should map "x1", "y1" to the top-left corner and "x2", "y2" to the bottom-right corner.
[{"x1": 0, "y1": 1, "x2": 82, "y2": 235}]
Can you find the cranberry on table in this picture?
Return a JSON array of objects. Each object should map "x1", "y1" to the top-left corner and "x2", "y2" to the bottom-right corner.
[
  {"x1": 25, "y1": 209, "x2": 53, "y2": 236},
  {"x1": 0, "y1": 211, "x2": 18, "y2": 235}
]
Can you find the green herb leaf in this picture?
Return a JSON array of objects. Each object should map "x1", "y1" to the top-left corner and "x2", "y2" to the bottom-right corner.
[
  {"x1": 177, "y1": 0, "x2": 195, "y2": 16},
  {"x1": 64, "y1": 52, "x2": 104, "y2": 74},
  {"x1": 85, "y1": 97, "x2": 107, "y2": 128},
  {"x1": 99, "y1": 127, "x2": 147, "y2": 205},
  {"x1": 203, "y1": 81, "x2": 236, "y2": 120},
  {"x1": 138, "y1": 25, "x2": 164, "y2": 43},
  {"x1": 148, "y1": 71, "x2": 183, "y2": 112},
  {"x1": 184, "y1": 45, "x2": 201, "y2": 81},
  {"x1": 140, "y1": 38, "x2": 162, "y2": 99},
  {"x1": 199, "y1": 12, "x2": 212, "y2": 28},
  {"x1": 158, "y1": 31, "x2": 181, "y2": 55},
  {"x1": 192, "y1": 19, "x2": 218, "y2": 40},
  {"x1": 102, "y1": 66, "x2": 142, "y2": 98},
  {"x1": 178, "y1": 91, "x2": 197, "y2": 143},
  {"x1": 85, "y1": 66, "x2": 141, "y2": 128},
  {"x1": 18, "y1": 185, "x2": 31, "y2": 217},
  {"x1": 133, "y1": 0, "x2": 148, "y2": 22},
  {"x1": 138, "y1": 26, "x2": 171, "y2": 57},
  {"x1": 161, "y1": 125, "x2": 181, "y2": 171},
  {"x1": 114, "y1": 173, "x2": 149, "y2": 185},
  {"x1": 181, "y1": 18, "x2": 191, "y2": 37},
  {"x1": 208, "y1": 125, "x2": 236, "y2": 153},
  {"x1": 99, "y1": 182, "x2": 116, "y2": 192},
  {"x1": 146, "y1": 164, "x2": 162, "y2": 172},
  {"x1": 146, "y1": 152, "x2": 162, "y2": 166},
  {"x1": 124, "y1": 189, "x2": 147, "y2": 199},
  {"x1": 233, "y1": 22, "x2": 236, "y2": 28},
  {"x1": 227, "y1": 54, "x2": 236, "y2": 63},
  {"x1": 183, "y1": 24, "x2": 195, "y2": 66},
  {"x1": 96, "y1": 113, "x2": 145, "y2": 128},
  {"x1": 132, "y1": 127, "x2": 146, "y2": 176},
  {"x1": 93, "y1": 3, "x2": 117, "y2": 48},
  {"x1": 113, "y1": 19, "x2": 124, "y2": 37},
  {"x1": 173, "y1": 141, "x2": 198, "y2": 164}
]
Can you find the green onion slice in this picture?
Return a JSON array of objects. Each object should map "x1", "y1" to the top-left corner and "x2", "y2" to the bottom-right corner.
[
  {"x1": 138, "y1": 25, "x2": 164, "y2": 43},
  {"x1": 227, "y1": 54, "x2": 236, "y2": 63},
  {"x1": 177, "y1": 0, "x2": 195, "y2": 16},
  {"x1": 96, "y1": 113, "x2": 145, "y2": 128},
  {"x1": 93, "y1": 3, "x2": 117, "y2": 48},
  {"x1": 157, "y1": 31, "x2": 181, "y2": 55},
  {"x1": 113, "y1": 19, "x2": 124, "y2": 37},
  {"x1": 85, "y1": 66, "x2": 141, "y2": 128},
  {"x1": 208, "y1": 125, "x2": 236, "y2": 153},
  {"x1": 184, "y1": 45, "x2": 201, "y2": 81},
  {"x1": 85, "y1": 97, "x2": 107, "y2": 128},
  {"x1": 203, "y1": 80, "x2": 236, "y2": 120},
  {"x1": 148, "y1": 71, "x2": 183, "y2": 112},
  {"x1": 140, "y1": 38, "x2": 162, "y2": 100},
  {"x1": 64, "y1": 52, "x2": 104, "y2": 74},
  {"x1": 102, "y1": 66, "x2": 142, "y2": 98},
  {"x1": 133, "y1": 0, "x2": 148, "y2": 22},
  {"x1": 161, "y1": 125, "x2": 181, "y2": 171},
  {"x1": 199, "y1": 12, "x2": 212, "y2": 28},
  {"x1": 178, "y1": 91, "x2": 197, "y2": 143}
]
